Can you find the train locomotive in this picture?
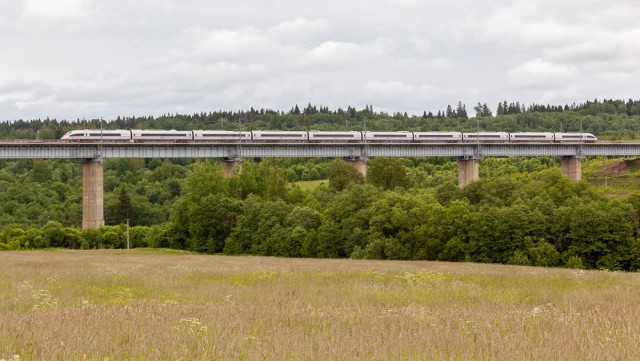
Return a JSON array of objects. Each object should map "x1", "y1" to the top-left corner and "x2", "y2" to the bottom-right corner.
[{"x1": 61, "y1": 129, "x2": 598, "y2": 143}]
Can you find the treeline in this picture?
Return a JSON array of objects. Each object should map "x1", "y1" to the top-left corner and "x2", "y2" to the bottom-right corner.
[
  {"x1": 2, "y1": 98, "x2": 640, "y2": 140},
  {"x1": 2, "y1": 158, "x2": 640, "y2": 271},
  {"x1": 158, "y1": 160, "x2": 640, "y2": 271}
]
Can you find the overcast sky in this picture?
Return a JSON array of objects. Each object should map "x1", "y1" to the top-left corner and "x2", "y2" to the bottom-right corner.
[{"x1": 1, "y1": 0, "x2": 638, "y2": 121}]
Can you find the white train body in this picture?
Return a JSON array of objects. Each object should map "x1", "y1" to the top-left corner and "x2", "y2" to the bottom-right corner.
[
  {"x1": 61, "y1": 129, "x2": 132, "y2": 141},
  {"x1": 364, "y1": 131, "x2": 413, "y2": 142},
  {"x1": 193, "y1": 130, "x2": 251, "y2": 142},
  {"x1": 131, "y1": 130, "x2": 192, "y2": 142},
  {"x1": 251, "y1": 131, "x2": 308, "y2": 142},
  {"x1": 509, "y1": 132, "x2": 555, "y2": 142},
  {"x1": 463, "y1": 132, "x2": 510, "y2": 142},
  {"x1": 413, "y1": 131, "x2": 463, "y2": 143},
  {"x1": 553, "y1": 132, "x2": 598, "y2": 143},
  {"x1": 61, "y1": 129, "x2": 598, "y2": 143},
  {"x1": 308, "y1": 131, "x2": 362, "y2": 142}
]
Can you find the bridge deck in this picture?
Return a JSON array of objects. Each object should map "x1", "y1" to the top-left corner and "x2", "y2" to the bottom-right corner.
[{"x1": 1, "y1": 141, "x2": 640, "y2": 159}]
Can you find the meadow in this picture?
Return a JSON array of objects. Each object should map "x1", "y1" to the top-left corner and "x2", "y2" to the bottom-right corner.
[{"x1": 1, "y1": 250, "x2": 639, "y2": 360}]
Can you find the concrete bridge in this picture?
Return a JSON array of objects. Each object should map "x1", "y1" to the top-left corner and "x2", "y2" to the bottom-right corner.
[{"x1": 2, "y1": 140, "x2": 640, "y2": 228}]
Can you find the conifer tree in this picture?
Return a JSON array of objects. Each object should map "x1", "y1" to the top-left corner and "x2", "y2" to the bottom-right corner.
[{"x1": 114, "y1": 187, "x2": 133, "y2": 223}]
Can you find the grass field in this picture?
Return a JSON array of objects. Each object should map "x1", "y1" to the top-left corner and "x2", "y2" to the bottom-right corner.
[
  {"x1": 1, "y1": 250, "x2": 639, "y2": 360},
  {"x1": 294, "y1": 179, "x2": 328, "y2": 191}
]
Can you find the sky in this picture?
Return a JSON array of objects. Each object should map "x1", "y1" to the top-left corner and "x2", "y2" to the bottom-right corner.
[{"x1": 0, "y1": 0, "x2": 639, "y2": 121}]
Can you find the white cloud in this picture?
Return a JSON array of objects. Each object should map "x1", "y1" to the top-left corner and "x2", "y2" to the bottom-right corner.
[
  {"x1": 267, "y1": 18, "x2": 329, "y2": 43},
  {"x1": 361, "y1": 80, "x2": 448, "y2": 112},
  {"x1": 507, "y1": 59, "x2": 577, "y2": 88},
  {"x1": 17, "y1": 0, "x2": 95, "y2": 28},
  {"x1": 185, "y1": 27, "x2": 278, "y2": 61},
  {"x1": 0, "y1": 81, "x2": 53, "y2": 109},
  {"x1": 306, "y1": 41, "x2": 365, "y2": 67}
]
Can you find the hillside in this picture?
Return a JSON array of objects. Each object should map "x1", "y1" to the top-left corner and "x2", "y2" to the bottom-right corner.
[{"x1": 583, "y1": 158, "x2": 640, "y2": 197}]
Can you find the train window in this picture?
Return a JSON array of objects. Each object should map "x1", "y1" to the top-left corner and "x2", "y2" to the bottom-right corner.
[
  {"x1": 258, "y1": 133, "x2": 305, "y2": 137},
  {"x1": 87, "y1": 132, "x2": 123, "y2": 136},
  {"x1": 466, "y1": 134, "x2": 504, "y2": 138},
  {"x1": 138, "y1": 133, "x2": 190, "y2": 137}
]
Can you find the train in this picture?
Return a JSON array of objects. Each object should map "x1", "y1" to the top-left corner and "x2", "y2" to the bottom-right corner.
[{"x1": 60, "y1": 129, "x2": 598, "y2": 143}]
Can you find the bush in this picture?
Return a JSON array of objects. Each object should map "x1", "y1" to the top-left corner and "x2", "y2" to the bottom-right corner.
[
  {"x1": 438, "y1": 237, "x2": 467, "y2": 262},
  {"x1": 508, "y1": 250, "x2": 530, "y2": 266},
  {"x1": 351, "y1": 237, "x2": 407, "y2": 260},
  {"x1": 566, "y1": 256, "x2": 585, "y2": 269},
  {"x1": 528, "y1": 241, "x2": 561, "y2": 267}
]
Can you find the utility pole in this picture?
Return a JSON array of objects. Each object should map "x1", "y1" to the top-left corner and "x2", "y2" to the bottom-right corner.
[
  {"x1": 99, "y1": 118, "x2": 103, "y2": 156},
  {"x1": 126, "y1": 218, "x2": 130, "y2": 250}
]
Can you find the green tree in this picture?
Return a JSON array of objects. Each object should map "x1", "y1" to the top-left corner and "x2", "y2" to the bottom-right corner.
[
  {"x1": 438, "y1": 237, "x2": 467, "y2": 262},
  {"x1": 64, "y1": 227, "x2": 84, "y2": 249},
  {"x1": 264, "y1": 167, "x2": 289, "y2": 201},
  {"x1": 558, "y1": 200, "x2": 635, "y2": 270},
  {"x1": 101, "y1": 226, "x2": 125, "y2": 248},
  {"x1": 29, "y1": 159, "x2": 53, "y2": 183},
  {"x1": 187, "y1": 195, "x2": 241, "y2": 253},
  {"x1": 328, "y1": 159, "x2": 365, "y2": 191},
  {"x1": 367, "y1": 157, "x2": 410, "y2": 190},
  {"x1": 113, "y1": 187, "x2": 133, "y2": 223},
  {"x1": 315, "y1": 220, "x2": 343, "y2": 258},
  {"x1": 42, "y1": 221, "x2": 65, "y2": 248},
  {"x1": 351, "y1": 235, "x2": 407, "y2": 260},
  {"x1": 182, "y1": 161, "x2": 228, "y2": 204},
  {"x1": 528, "y1": 241, "x2": 560, "y2": 267},
  {"x1": 224, "y1": 196, "x2": 293, "y2": 255}
]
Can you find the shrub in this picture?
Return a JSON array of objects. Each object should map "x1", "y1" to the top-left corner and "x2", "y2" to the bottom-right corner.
[
  {"x1": 508, "y1": 250, "x2": 531, "y2": 266},
  {"x1": 566, "y1": 256, "x2": 585, "y2": 269},
  {"x1": 528, "y1": 241, "x2": 561, "y2": 267}
]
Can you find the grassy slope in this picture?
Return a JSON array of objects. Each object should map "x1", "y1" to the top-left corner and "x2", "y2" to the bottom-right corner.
[
  {"x1": 1, "y1": 250, "x2": 639, "y2": 360},
  {"x1": 584, "y1": 157, "x2": 640, "y2": 197}
]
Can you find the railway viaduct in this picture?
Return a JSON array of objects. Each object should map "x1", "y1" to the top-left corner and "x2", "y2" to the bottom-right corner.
[{"x1": 1, "y1": 141, "x2": 639, "y2": 229}]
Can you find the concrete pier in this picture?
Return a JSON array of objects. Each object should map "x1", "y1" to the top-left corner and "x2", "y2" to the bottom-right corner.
[
  {"x1": 349, "y1": 159, "x2": 367, "y2": 179},
  {"x1": 561, "y1": 156, "x2": 582, "y2": 181},
  {"x1": 82, "y1": 159, "x2": 104, "y2": 229},
  {"x1": 458, "y1": 159, "x2": 480, "y2": 187},
  {"x1": 222, "y1": 159, "x2": 243, "y2": 177}
]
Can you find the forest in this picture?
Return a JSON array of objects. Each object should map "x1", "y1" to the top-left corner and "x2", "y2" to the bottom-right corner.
[{"x1": 1, "y1": 98, "x2": 640, "y2": 271}]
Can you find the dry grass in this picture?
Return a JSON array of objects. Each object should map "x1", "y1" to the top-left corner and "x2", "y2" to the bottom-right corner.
[{"x1": 1, "y1": 250, "x2": 640, "y2": 360}]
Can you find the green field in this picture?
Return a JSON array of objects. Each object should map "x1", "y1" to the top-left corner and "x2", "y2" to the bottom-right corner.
[
  {"x1": 1, "y1": 250, "x2": 639, "y2": 360},
  {"x1": 295, "y1": 179, "x2": 328, "y2": 191}
]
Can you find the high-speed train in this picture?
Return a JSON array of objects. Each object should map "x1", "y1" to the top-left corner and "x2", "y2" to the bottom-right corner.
[{"x1": 61, "y1": 129, "x2": 598, "y2": 143}]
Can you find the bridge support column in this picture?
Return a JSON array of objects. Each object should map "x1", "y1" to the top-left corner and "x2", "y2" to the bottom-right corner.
[
  {"x1": 82, "y1": 158, "x2": 104, "y2": 229},
  {"x1": 561, "y1": 156, "x2": 582, "y2": 181},
  {"x1": 348, "y1": 158, "x2": 367, "y2": 179},
  {"x1": 458, "y1": 158, "x2": 479, "y2": 188},
  {"x1": 222, "y1": 159, "x2": 243, "y2": 177}
]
